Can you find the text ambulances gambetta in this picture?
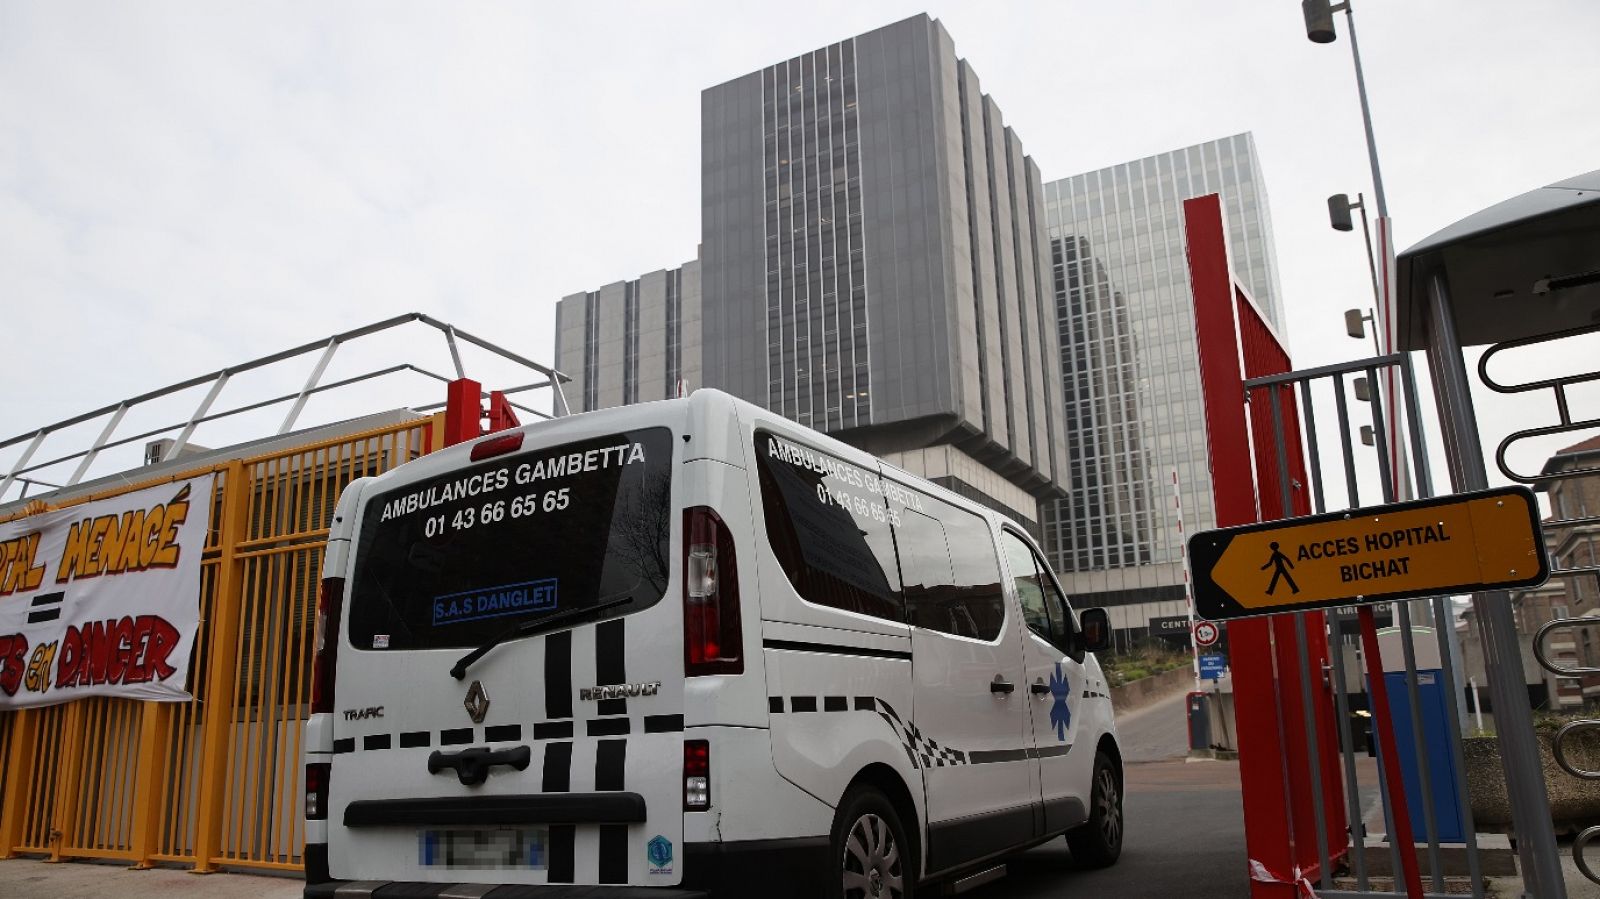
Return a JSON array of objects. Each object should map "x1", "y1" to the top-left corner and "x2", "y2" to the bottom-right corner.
[
  {"x1": 1189, "y1": 485, "x2": 1548, "y2": 621},
  {"x1": 377, "y1": 440, "x2": 648, "y2": 529},
  {"x1": 0, "y1": 474, "x2": 215, "y2": 709},
  {"x1": 765, "y1": 433, "x2": 926, "y2": 524}
]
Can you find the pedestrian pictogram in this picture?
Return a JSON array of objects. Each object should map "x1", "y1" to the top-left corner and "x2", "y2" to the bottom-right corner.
[
  {"x1": 1261, "y1": 541, "x2": 1299, "y2": 595},
  {"x1": 1189, "y1": 486, "x2": 1548, "y2": 621},
  {"x1": 1193, "y1": 620, "x2": 1220, "y2": 648}
]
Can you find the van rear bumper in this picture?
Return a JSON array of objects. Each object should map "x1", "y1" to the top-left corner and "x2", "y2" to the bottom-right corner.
[
  {"x1": 304, "y1": 883, "x2": 708, "y2": 898},
  {"x1": 304, "y1": 837, "x2": 826, "y2": 899}
]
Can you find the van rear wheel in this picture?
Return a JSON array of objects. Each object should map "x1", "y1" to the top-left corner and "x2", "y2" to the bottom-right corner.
[{"x1": 830, "y1": 785, "x2": 915, "y2": 899}]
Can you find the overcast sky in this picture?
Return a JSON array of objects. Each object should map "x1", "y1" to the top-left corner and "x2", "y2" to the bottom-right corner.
[{"x1": 2, "y1": 1, "x2": 1597, "y2": 498}]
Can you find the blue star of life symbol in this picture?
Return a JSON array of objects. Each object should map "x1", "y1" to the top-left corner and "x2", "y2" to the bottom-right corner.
[{"x1": 1049, "y1": 662, "x2": 1072, "y2": 741}]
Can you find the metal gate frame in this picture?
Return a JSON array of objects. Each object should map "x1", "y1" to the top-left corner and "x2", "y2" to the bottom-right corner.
[
  {"x1": 0, "y1": 415, "x2": 441, "y2": 872},
  {"x1": 1186, "y1": 191, "x2": 1527, "y2": 898}
]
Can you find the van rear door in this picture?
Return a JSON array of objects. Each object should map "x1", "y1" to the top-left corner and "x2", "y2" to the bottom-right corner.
[{"x1": 327, "y1": 424, "x2": 686, "y2": 887}]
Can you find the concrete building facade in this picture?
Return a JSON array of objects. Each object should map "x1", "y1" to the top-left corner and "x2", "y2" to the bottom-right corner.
[{"x1": 557, "y1": 14, "x2": 1066, "y2": 533}]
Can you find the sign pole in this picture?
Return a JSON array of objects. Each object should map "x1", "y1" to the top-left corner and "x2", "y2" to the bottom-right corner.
[
  {"x1": 1357, "y1": 605, "x2": 1424, "y2": 899},
  {"x1": 1175, "y1": 469, "x2": 1200, "y2": 688}
]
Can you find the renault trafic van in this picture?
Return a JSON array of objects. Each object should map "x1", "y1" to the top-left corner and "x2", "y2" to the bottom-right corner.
[{"x1": 303, "y1": 389, "x2": 1122, "y2": 898}]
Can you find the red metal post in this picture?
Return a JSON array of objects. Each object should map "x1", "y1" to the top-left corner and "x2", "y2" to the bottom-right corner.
[
  {"x1": 444, "y1": 378, "x2": 483, "y2": 447},
  {"x1": 1359, "y1": 606, "x2": 1426, "y2": 898},
  {"x1": 485, "y1": 390, "x2": 521, "y2": 434},
  {"x1": 1186, "y1": 194, "x2": 1348, "y2": 895}
]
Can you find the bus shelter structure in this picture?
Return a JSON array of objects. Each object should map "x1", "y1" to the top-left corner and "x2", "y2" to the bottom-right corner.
[{"x1": 1395, "y1": 169, "x2": 1600, "y2": 898}]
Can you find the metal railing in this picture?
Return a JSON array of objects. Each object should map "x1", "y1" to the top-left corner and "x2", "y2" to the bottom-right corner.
[
  {"x1": 0, "y1": 312, "x2": 571, "y2": 506},
  {"x1": 1244, "y1": 350, "x2": 1484, "y2": 898}
]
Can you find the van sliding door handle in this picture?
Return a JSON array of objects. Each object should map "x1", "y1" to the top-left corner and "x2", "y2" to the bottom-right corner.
[
  {"x1": 1030, "y1": 681, "x2": 1051, "y2": 696},
  {"x1": 989, "y1": 677, "x2": 1015, "y2": 694}
]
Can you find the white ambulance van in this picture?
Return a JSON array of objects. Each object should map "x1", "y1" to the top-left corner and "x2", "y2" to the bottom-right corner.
[{"x1": 304, "y1": 389, "x2": 1122, "y2": 898}]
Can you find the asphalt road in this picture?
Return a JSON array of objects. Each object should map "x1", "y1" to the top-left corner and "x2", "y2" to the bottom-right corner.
[
  {"x1": 0, "y1": 689, "x2": 1243, "y2": 899},
  {"x1": 966, "y1": 687, "x2": 1249, "y2": 899}
]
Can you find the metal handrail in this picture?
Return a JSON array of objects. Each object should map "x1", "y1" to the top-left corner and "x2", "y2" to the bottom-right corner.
[
  {"x1": 0, "y1": 312, "x2": 570, "y2": 503},
  {"x1": 1479, "y1": 322, "x2": 1600, "y2": 484},
  {"x1": 1532, "y1": 616, "x2": 1600, "y2": 678},
  {"x1": 1552, "y1": 721, "x2": 1600, "y2": 780}
]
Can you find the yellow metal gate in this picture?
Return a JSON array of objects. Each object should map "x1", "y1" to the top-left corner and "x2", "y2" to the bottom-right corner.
[{"x1": 0, "y1": 417, "x2": 437, "y2": 872}]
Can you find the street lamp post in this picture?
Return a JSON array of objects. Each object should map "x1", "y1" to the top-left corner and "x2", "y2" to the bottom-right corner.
[
  {"x1": 1329, "y1": 192, "x2": 1382, "y2": 310},
  {"x1": 1303, "y1": 0, "x2": 1388, "y2": 218},
  {"x1": 1307, "y1": 4, "x2": 1567, "y2": 896}
]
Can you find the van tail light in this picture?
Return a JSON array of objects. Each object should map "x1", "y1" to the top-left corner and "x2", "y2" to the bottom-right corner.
[
  {"x1": 684, "y1": 740, "x2": 710, "y2": 811},
  {"x1": 683, "y1": 507, "x2": 743, "y2": 676},
  {"x1": 311, "y1": 577, "x2": 345, "y2": 715},
  {"x1": 470, "y1": 431, "x2": 524, "y2": 461},
  {"x1": 305, "y1": 761, "x2": 331, "y2": 820}
]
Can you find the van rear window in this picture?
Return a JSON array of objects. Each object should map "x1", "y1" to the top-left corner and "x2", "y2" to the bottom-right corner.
[{"x1": 347, "y1": 427, "x2": 673, "y2": 651}]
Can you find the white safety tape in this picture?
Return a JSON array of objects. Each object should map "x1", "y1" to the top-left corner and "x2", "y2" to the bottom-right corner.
[{"x1": 1248, "y1": 858, "x2": 1318, "y2": 898}]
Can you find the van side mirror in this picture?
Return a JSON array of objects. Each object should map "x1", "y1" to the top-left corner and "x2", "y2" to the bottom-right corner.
[{"x1": 1080, "y1": 608, "x2": 1110, "y2": 653}]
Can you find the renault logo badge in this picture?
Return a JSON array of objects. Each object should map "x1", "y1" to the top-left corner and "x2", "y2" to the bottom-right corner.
[{"x1": 464, "y1": 680, "x2": 490, "y2": 723}]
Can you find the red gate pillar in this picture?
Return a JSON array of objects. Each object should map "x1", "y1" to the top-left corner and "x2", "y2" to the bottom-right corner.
[
  {"x1": 1186, "y1": 194, "x2": 1348, "y2": 896},
  {"x1": 444, "y1": 378, "x2": 483, "y2": 447}
]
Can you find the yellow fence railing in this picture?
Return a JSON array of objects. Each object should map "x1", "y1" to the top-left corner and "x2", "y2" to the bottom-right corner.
[{"x1": 0, "y1": 416, "x2": 440, "y2": 872}]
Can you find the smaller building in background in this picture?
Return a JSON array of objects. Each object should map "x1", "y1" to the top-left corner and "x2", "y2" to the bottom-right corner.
[
  {"x1": 1505, "y1": 434, "x2": 1600, "y2": 709},
  {"x1": 556, "y1": 259, "x2": 702, "y2": 411}
]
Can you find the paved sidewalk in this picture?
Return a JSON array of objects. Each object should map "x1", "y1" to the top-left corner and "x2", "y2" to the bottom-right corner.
[{"x1": 0, "y1": 858, "x2": 300, "y2": 898}]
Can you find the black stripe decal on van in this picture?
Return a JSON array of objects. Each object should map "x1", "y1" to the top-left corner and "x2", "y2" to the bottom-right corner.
[
  {"x1": 485, "y1": 724, "x2": 522, "y2": 742},
  {"x1": 547, "y1": 825, "x2": 575, "y2": 883},
  {"x1": 332, "y1": 738, "x2": 354, "y2": 754},
  {"x1": 643, "y1": 714, "x2": 684, "y2": 733},
  {"x1": 587, "y1": 718, "x2": 631, "y2": 737},
  {"x1": 595, "y1": 619, "x2": 627, "y2": 716},
  {"x1": 542, "y1": 742, "x2": 572, "y2": 793},
  {"x1": 596, "y1": 739, "x2": 628, "y2": 883},
  {"x1": 763, "y1": 638, "x2": 913, "y2": 661},
  {"x1": 534, "y1": 721, "x2": 574, "y2": 741},
  {"x1": 545, "y1": 631, "x2": 573, "y2": 720},
  {"x1": 544, "y1": 740, "x2": 575, "y2": 884}
]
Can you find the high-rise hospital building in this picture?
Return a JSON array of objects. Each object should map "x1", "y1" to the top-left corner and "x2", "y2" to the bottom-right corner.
[
  {"x1": 557, "y1": 14, "x2": 1067, "y2": 533},
  {"x1": 555, "y1": 18, "x2": 1289, "y2": 631},
  {"x1": 1039, "y1": 133, "x2": 1286, "y2": 623}
]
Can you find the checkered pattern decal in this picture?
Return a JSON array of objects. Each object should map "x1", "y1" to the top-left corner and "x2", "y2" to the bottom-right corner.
[
  {"x1": 871, "y1": 697, "x2": 970, "y2": 769},
  {"x1": 770, "y1": 695, "x2": 973, "y2": 770}
]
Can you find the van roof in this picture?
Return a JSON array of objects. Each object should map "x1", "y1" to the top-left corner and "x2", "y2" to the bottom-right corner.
[{"x1": 552, "y1": 389, "x2": 1030, "y2": 540}]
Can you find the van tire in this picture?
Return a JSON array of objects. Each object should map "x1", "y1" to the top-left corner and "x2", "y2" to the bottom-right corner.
[
  {"x1": 1065, "y1": 750, "x2": 1123, "y2": 868},
  {"x1": 829, "y1": 785, "x2": 916, "y2": 899}
]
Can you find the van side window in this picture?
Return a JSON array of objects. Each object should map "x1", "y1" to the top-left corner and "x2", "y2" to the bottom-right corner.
[
  {"x1": 893, "y1": 502, "x2": 1006, "y2": 642},
  {"x1": 1001, "y1": 530, "x2": 1081, "y2": 660},
  {"x1": 754, "y1": 432, "x2": 904, "y2": 622}
]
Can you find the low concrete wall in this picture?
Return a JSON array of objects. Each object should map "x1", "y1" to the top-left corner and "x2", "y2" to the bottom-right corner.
[
  {"x1": 1109, "y1": 665, "x2": 1193, "y2": 715},
  {"x1": 1466, "y1": 729, "x2": 1600, "y2": 834}
]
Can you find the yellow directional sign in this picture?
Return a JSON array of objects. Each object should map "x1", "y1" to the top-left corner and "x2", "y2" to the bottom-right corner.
[{"x1": 1189, "y1": 486, "x2": 1548, "y2": 621}]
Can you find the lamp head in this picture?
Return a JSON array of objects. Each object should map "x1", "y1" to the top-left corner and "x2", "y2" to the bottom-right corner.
[
  {"x1": 1328, "y1": 193, "x2": 1355, "y2": 231},
  {"x1": 1344, "y1": 308, "x2": 1366, "y2": 340},
  {"x1": 1303, "y1": 0, "x2": 1338, "y2": 43}
]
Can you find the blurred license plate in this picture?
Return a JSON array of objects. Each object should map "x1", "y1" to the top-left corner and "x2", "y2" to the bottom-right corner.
[{"x1": 419, "y1": 827, "x2": 548, "y2": 869}]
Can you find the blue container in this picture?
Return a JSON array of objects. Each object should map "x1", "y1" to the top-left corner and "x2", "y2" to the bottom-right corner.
[{"x1": 1379, "y1": 668, "x2": 1465, "y2": 843}]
